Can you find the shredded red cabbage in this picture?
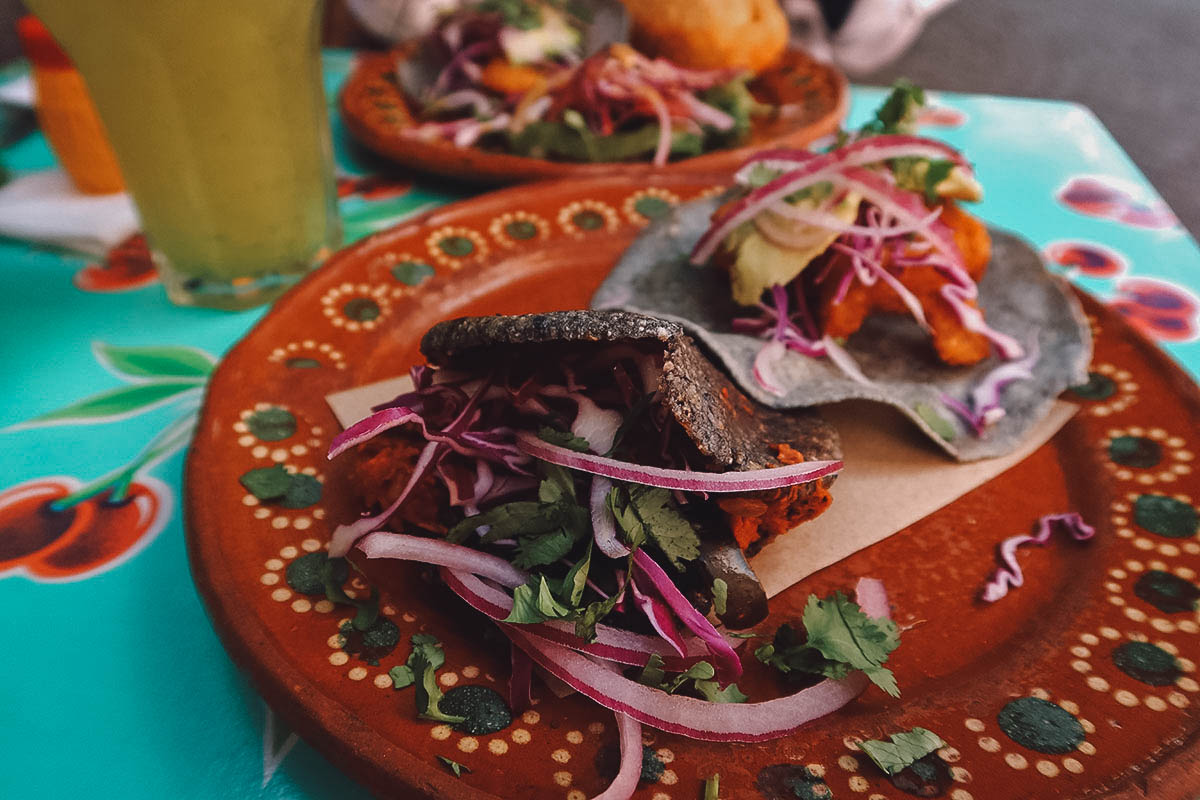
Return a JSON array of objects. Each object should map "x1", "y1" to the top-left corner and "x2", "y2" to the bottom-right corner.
[{"x1": 981, "y1": 513, "x2": 1095, "y2": 602}]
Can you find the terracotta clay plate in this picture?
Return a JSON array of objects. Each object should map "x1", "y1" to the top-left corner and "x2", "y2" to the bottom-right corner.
[
  {"x1": 339, "y1": 49, "x2": 847, "y2": 184},
  {"x1": 187, "y1": 173, "x2": 1200, "y2": 800}
]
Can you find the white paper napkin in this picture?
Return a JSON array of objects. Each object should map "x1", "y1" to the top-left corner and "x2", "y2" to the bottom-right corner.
[{"x1": 0, "y1": 169, "x2": 139, "y2": 257}]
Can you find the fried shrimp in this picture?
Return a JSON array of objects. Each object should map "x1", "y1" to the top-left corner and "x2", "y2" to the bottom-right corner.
[
  {"x1": 620, "y1": 0, "x2": 788, "y2": 75},
  {"x1": 813, "y1": 202, "x2": 995, "y2": 366}
]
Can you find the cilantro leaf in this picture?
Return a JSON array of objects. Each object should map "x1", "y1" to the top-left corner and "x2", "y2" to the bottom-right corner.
[
  {"x1": 860, "y1": 727, "x2": 946, "y2": 776},
  {"x1": 538, "y1": 425, "x2": 591, "y2": 452},
  {"x1": 801, "y1": 591, "x2": 901, "y2": 697},
  {"x1": 607, "y1": 485, "x2": 646, "y2": 549},
  {"x1": 637, "y1": 656, "x2": 745, "y2": 702},
  {"x1": 504, "y1": 577, "x2": 574, "y2": 624},
  {"x1": 609, "y1": 483, "x2": 699, "y2": 570},
  {"x1": 535, "y1": 575, "x2": 573, "y2": 617},
  {"x1": 637, "y1": 654, "x2": 668, "y2": 688},
  {"x1": 538, "y1": 462, "x2": 577, "y2": 503},
  {"x1": 391, "y1": 633, "x2": 446, "y2": 690},
  {"x1": 694, "y1": 679, "x2": 748, "y2": 704},
  {"x1": 321, "y1": 558, "x2": 380, "y2": 631},
  {"x1": 757, "y1": 594, "x2": 901, "y2": 697},
  {"x1": 447, "y1": 496, "x2": 588, "y2": 545},
  {"x1": 412, "y1": 645, "x2": 466, "y2": 724},
  {"x1": 561, "y1": 541, "x2": 592, "y2": 606},
  {"x1": 922, "y1": 159, "x2": 956, "y2": 204},
  {"x1": 437, "y1": 755, "x2": 472, "y2": 778},
  {"x1": 574, "y1": 592, "x2": 620, "y2": 642},
  {"x1": 860, "y1": 79, "x2": 926, "y2": 136},
  {"x1": 389, "y1": 665, "x2": 415, "y2": 689},
  {"x1": 712, "y1": 578, "x2": 729, "y2": 616},
  {"x1": 511, "y1": 529, "x2": 576, "y2": 569}
]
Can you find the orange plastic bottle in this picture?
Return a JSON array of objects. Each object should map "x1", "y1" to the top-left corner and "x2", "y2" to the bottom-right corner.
[{"x1": 17, "y1": 15, "x2": 123, "y2": 194}]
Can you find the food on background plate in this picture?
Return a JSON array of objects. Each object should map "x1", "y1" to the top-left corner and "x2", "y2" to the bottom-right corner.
[
  {"x1": 395, "y1": 0, "x2": 765, "y2": 164},
  {"x1": 326, "y1": 311, "x2": 905, "y2": 797},
  {"x1": 621, "y1": 0, "x2": 789, "y2": 75},
  {"x1": 593, "y1": 83, "x2": 1092, "y2": 460}
]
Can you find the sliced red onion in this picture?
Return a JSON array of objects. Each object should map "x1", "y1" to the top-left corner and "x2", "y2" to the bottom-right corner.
[
  {"x1": 633, "y1": 549, "x2": 742, "y2": 683},
  {"x1": 426, "y1": 88, "x2": 497, "y2": 117},
  {"x1": 571, "y1": 395, "x2": 623, "y2": 455},
  {"x1": 943, "y1": 341, "x2": 1039, "y2": 434},
  {"x1": 981, "y1": 514, "x2": 1095, "y2": 602},
  {"x1": 515, "y1": 431, "x2": 841, "y2": 492},
  {"x1": 939, "y1": 393, "x2": 984, "y2": 436},
  {"x1": 592, "y1": 711, "x2": 643, "y2": 800},
  {"x1": 829, "y1": 167, "x2": 961, "y2": 265},
  {"x1": 767, "y1": 200, "x2": 942, "y2": 239},
  {"x1": 752, "y1": 339, "x2": 788, "y2": 397},
  {"x1": 502, "y1": 577, "x2": 891, "y2": 742},
  {"x1": 821, "y1": 336, "x2": 873, "y2": 386},
  {"x1": 732, "y1": 136, "x2": 967, "y2": 187},
  {"x1": 328, "y1": 406, "x2": 421, "y2": 459},
  {"x1": 590, "y1": 477, "x2": 631, "y2": 558},
  {"x1": 679, "y1": 93, "x2": 735, "y2": 131},
  {"x1": 358, "y1": 531, "x2": 529, "y2": 588},
  {"x1": 696, "y1": 136, "x2": 974, "y2": 263},
  {"x1": 630, "y1": 570, "x2": 689, "y2": 658},
  {"x1": 643, "y1": 85, "x2": 673, "y2": 166},
  {"x1": 329, "y1": 440, "x2": 441, "y2": 557},
  {"x1": 510, "y1": 645, "x2": 533, "y2": 714},
  {"x1": 969, "y1": 340, "x2": 1039, "y2": 424}
]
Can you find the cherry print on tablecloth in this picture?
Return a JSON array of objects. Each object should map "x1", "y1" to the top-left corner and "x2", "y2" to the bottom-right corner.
[
  {"x1": 1, "y1": 343, "x2": 209, "y2": 582},
  {"x1": 0, "y1": 474, "x2": 171, "y2": 581},
  {"x1": 1056, "y1": 175, "x2": 1179, "y2": 229},
  {"x1": 1043, "y1": 240, "x2": 1127, "y2": 279},
  {"x1": 1111, "y1": 277, "x2": 1200, "y2": 343},
  {"x1": 74, "y1": 233, "x2": 159, "y2": 292}
]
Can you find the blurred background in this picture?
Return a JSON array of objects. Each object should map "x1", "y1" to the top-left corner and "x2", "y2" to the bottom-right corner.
[{"x1": 0, "y1": 0, "x2": 1194, "y2": 233}]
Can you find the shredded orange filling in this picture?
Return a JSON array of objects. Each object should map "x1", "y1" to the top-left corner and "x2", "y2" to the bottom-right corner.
[
  {"x1": 717, "y1": 447, "x2": 833, "y2": 551},
  {"x1": 479, "y1": 57, "x2": 547, "y2": 95}
]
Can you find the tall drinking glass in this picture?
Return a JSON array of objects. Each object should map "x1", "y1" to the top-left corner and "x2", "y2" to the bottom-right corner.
[{"x1": 26, "y1": 0, "x2": 341, "y2": 309}]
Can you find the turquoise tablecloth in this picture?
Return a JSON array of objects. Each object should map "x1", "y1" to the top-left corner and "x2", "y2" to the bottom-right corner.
[{"x1": 2, "y1": 51, "x2": 1199, "y2": 798}]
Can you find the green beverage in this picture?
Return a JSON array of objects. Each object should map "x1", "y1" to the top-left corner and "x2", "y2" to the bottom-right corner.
[{"x1": 27, "y1": 0, "x2": 341, "y2": 309}]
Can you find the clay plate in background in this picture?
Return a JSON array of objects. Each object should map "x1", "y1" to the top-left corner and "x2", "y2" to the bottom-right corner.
[
  {"x1": 187, "y1": 172, "x2": 1200, "y2": 800},
  {"x1": 339, "y1": 49, "x2": 847, "y2": 184}
]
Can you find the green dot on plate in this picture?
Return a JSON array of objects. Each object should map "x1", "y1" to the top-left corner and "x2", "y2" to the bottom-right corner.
[
  {"x1": 285, "y1": 357, "x2": 321, "y2": 369},
  {"x1": 505, "y1": 219, "x2": 538, "y2": 240},
  {"x1": 280, "y1": 473, "x2": 322, "y2": 509},
  {"x1": 391, "y1": 260, "x2": 435, "y2": 286},
  {"x1": 342, "y1": 297, "x2": 381, "y2": 321},
  {"x1": 1134, "y1": 569, "x2": 1200, "y2": 613},
  {"x1": 438, "y1": 235, "x2": 475, "y2": 257},
  {"x1": 573, "y1": 210, "x2": 605, "y2": 230},
  {"x1": 1109, "y1": 435, "x2": 1162, "y2": 468},
  {"x1": 996, "y1": 696, "x2": 1085, "y2": 754},
  {"x1": 439, "y1": 685, "x2": 513, "y2": 735},
  {"x1": 634, "y1": 195, "x2": 672, "y2": 219},
  {"x1": 1069, "y1": 372, "x2": 1116, "y2": 400},
  {"x1": 1112, "y1": 640, "x2": 1182, "y2": 685},
  {"x1": 1134, "y1": 493, "x2": 1199, "y2": 538},
  {"x1": 246, "y1": 407, "x2": 296, "y2": 441},
  {"x1": 285, "y1": 552, "x2": 348, "y2": 595}
]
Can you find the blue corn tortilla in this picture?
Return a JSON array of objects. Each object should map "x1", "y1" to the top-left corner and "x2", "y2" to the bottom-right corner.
[{"x1": 591, "y1": 195, "x2": 1092, "y2": 461}]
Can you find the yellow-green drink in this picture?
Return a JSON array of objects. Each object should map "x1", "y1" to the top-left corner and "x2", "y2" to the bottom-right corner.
[{"x1": 27, "y1": 0, "x2": 341, "y2": 309}]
